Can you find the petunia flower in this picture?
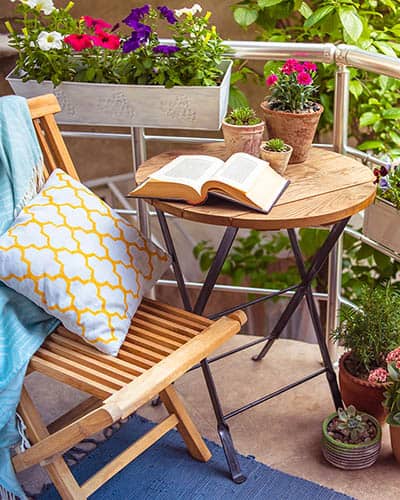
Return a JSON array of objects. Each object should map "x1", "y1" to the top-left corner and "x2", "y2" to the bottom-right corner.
[
  {"x1": 64, "y1": 33, "x2": 93, "y2": 51},
  {"x1": 157, "y1": 6, "x2": 177, "y2": 24},
  {"x1": 91, "y1": 29, "x2": 120, "y2": 50},
  {"x1": 122, "y1": 24, "x2": 151, "y2": 53},
  {"x1": 175, "y1": 4, "x2": 203, "y2": 17},
  {"x1": 297, "y1": 71, "x2": 313, "y2": 85},
  {"x1": 379, "y1": 177, "x2": 390, "y2": 191},
  {"x1": 153, "y1": 44, "x2": 180, "y2": 55},
  {"x1": 37, "y1": 30, "x2": 63, "y2": 50},
  {"x1": 82, "y1": 16, "x2": 112, "y2": 30},
  {"x1": 26, "y1": 0, "x2": 55, "y2": 15},
  {"x1": 303, "y1": 61, "x2": 317, "y2": 72},
  {"x1": 123, "y1": 5, "x2": 150, "y2": 28},
  {"x1": 368, "y1": 367, "x2": 389, "y2": 384},
  {"x1": 266, "y1": 74, "x2": 278, "y2": 86}
]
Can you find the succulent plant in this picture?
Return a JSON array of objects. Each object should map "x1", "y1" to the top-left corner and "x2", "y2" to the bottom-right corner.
[
  {"x1": 263, "y1": 138, "x2": 289, "y2": 152},
  {"x1": 334, "y1": 406, "x2": 369, "y2": 443},
  {"x1": 225, "y1": 107, "x2": 262, "y2": 126}
]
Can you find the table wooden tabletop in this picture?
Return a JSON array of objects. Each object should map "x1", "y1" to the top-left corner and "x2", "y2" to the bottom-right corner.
[{"x1": 135, "y1": 143, "x2": 376, "y2": 230}]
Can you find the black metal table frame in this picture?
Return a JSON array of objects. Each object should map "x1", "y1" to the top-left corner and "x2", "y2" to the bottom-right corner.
[{"x1": 156, "y1": 209, "x2": 347, "y2": 484}]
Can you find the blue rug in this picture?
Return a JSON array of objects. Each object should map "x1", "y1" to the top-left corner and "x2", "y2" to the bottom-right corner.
[{"x1": 38, "y1": 415, "x2": 354, "y2": 500}]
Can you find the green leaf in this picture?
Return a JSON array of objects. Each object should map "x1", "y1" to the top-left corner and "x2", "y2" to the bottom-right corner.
[
  {"x1": 304, "y1": 5, "x2": 335, "y2": 28},
  {"x1": 359, "y1": 112, "x2": 380, "y2": 127},
  {"x1": 374, "y1": 41, "x2": 397, "y2": 57},
  {"x1": 233, "y1": 7, "x2": 259, "y2": 27},
  {"x1": 339, "y1": 8, "x2": 363, "y2": 42},
  {"x1": 382, "y1": 108, "x2": 400, "y2": 120},
  {"x1": 258, "y1": 0, "x2": 284, "y2": 6},
  {"x1": 349, "y1": 80, "x2": 363, "y2": 99},
  {"x1": 229, "y1": 87, "x2": 249, "y2": 109},
  {"x1": 358, "y1": 140, "x2": 384, "y2": 151},
  {"x1": 299, "y1": 1, "x2": 313, "y2": 19}
]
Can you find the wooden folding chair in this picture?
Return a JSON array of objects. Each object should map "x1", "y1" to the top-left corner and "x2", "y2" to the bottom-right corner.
[{"x1": 11, "y1": 94, "x2": 246, "y2": 500}]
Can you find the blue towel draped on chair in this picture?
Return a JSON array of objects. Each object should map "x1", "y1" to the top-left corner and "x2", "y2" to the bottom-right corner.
[{"x1": 0, "y1": 96, "x2": 59, "y2": 499}]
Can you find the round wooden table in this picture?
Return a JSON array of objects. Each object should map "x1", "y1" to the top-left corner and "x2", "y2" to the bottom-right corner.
[
  {"x1": 136, "y1": 143, "x2": 376, "y2": 484},
  {"x1": 136, "y1": 143, "x2": 376, "y2": 230}
]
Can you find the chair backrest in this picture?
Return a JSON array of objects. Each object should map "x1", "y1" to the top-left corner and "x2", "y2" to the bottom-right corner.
[{"x1": 27, "y1": 94, "x2": 80, "y2": 181}]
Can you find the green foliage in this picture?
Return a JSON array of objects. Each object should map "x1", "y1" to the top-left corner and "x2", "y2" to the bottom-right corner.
[
  {"x1": 384, "y1": 363, "x2": 400, "y2": 425},
  {"x1": 331, "y1": 285, "x2": 400, "y2": 374},
  {"x1": 224, "y1": 106, "x2": 262, "y2": 125},
  {"x1": 231, "y1": 0, "x2": 400, "y2": 159},
  {"x1": 334, "y1": 406, "x2": 369, "y2": 443},
  {"x1": 263, "y1": 138, "x2": 288, "y2": 151},
  {"x1": 7, "y1": 2, "x2": 226, "y2": 87}
]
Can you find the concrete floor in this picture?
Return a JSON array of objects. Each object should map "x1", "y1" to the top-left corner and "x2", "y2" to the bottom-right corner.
[{"x1": 21, "y1": 335, "x2": 399, "y2": 500}]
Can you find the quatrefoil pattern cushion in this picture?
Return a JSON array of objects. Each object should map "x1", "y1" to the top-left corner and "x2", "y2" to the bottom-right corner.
[{"x1": 0, "y1": 169, "x2": 170, "y2": 355}]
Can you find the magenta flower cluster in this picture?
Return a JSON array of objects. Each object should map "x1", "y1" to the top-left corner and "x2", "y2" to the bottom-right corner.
[{"x1": 266, "y1": 58, "x2": 317, "y2": 88}]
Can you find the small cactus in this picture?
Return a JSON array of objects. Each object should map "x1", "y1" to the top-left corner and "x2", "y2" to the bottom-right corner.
[
  {"x1": 263, "y1": 138, "x2": 288, "y2": 152},
  {"x1": 329, "y1": 405, "x2": 371, "y2": 443},
  {"x1": 225, "y1": 107, "x2": 262, "y2": 126}
]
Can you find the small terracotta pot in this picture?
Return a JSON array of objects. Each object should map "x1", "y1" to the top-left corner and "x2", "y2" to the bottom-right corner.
[
  {"x1": 390, "y1": 424, "x2": 400, "y2": 463},
  {"x1": 339, "y1": 352, "x2": 387, "y2": 423},
  {"x1": 259, "y1": 143, "x2": 293, "y2": 175},
  {"x1": 221, "y1": 119, "x2": 265, "y2": 157},
  {"x1": 322, "y1": 411, "x2": 381, "y2": 470},
  {"x1": 260, "y1": 102, "x2": 323, "y2": 164}
]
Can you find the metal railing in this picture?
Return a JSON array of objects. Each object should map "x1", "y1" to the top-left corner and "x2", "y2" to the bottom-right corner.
[{"x1": 73, "y1": 41, "x2": 400, "y2": 355}]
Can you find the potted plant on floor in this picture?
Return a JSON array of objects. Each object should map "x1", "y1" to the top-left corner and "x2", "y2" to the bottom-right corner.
[
  {"x1": 6, "y1": 1, "x2": 232, "y2": 130},
  {"x1": 331, "y1": 284, "x2": 400, "y2": 423},
  {"x1": 222, "y1": 106, "x2": 265, "y2": 157},
  {"x1": 322, "y1": 405, "x2": 381, "y2": 469},
  {"x1": 259, "y1": 138, "x2": 293, "y2": 174},
  {"x1": 382, "y1": 349, "x2": 400, "y2": 463},
  {"x1": 363, "y1": 162, "x2": 400, "y2": 253},
  {"x1": 261, "y1": 59, "x2": 322, "y2": 164}
]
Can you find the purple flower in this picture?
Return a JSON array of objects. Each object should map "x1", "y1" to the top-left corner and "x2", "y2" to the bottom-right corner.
[
  {"x1": 153, "y1": 44, "x2": 180, "y2": 55},
  {"x1": 157, "y1": 6, "x2": 177, "y2": 24},
  {"x1": 379, "y1": 177, "x2": 390, "y2": 191},
  {"x1": 122, "y1": 24, "x2": 151, "y2": 53},
  {"x1": 123, "y1": 5, "x2": 150, "y2": 29}
]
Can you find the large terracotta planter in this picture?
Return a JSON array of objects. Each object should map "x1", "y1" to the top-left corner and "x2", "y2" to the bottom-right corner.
[
  {"x1": 322, "y1": 411, "x2": 381, "y2": 470},
  {"x1": 260, "y1": 102, "x2": 323, "y2": 164},
  {"x1": 389, "y1": 424, "x2": 400, "y2": 463},
  {"x1": 221, "y1": 119, "x2": 265, "y2": 157},
  {"x1": 339, "y1": 352, "x2": 387, "y2": 423}
]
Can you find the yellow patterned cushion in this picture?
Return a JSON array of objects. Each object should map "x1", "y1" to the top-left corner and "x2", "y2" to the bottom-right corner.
[{"x1": 0, "y1": 169, "x2": 170, "y2": 355}]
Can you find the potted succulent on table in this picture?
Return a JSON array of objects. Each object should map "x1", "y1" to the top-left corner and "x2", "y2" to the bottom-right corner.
[
  {"x1": 364, "y1": 162, "x2": 400, "y2": 253},
  {"x1": 222, "y1": 106, "x2": 265, "y2": 157},
  {"x1": 382, "y1": 349, "x2": 400, "y2": 463},
  {"x1": 331, "y1": 284, "x2": 400, "y2": 423},
  {"x1": 322, "y1": 405, "x2": 382, "y2": 470},
  {"x1": 259, "y1": 138, "x2": 293, "y2": 174},
  {"x1": 261, "y1": 59, "x2": 322, "y2": 164},
  {"x1": 6, "y1": 1, "x2": 232, "y2": 130}
]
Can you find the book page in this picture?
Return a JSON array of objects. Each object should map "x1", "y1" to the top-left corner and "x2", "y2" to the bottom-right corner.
[
  {"x1": 149, "y1": 155, "x2": 224, "y2": 192},
  {"x1": 211, "y1": 152, "x2": 266, "y2": 191}
]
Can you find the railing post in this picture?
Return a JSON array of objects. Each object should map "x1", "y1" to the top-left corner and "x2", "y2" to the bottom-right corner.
[
  {"x1": 327, "y1": 64, "x2": 350, "y2": 359},
  {"x1": 131, "y1": 127, "x2": 151, "y2": 237}
]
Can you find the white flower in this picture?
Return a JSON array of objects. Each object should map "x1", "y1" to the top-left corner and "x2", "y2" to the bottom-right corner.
[
  {"x1": 26, "y1": 0, "x2": 56, "y2": 15},
  {"x1": 37, "y1": 31, "x2": 63, "y2": 51},
  {"x1": 175, "y1": 4, "x2": 202, "y2": 17}
]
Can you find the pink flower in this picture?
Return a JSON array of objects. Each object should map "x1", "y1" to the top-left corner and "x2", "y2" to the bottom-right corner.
[
  {"x1": 368, "y1": 368, "x2": 389, "y2": 384},
  {"x1": 91, "y1": 29, "x2": 120, "y2": 50},
  {"x1": 294, "y1": 62, "x2": 304, "y2": 73},
  {"x1": 281, "y1": 58, "x2": 299, "y2": 75},
  {"x1": 64, "y1": 33, "x2": 93, "y2": 51},
  {"x1": 386, "y1": 347, "x2": 400, "y2": 363},
  {"x1": 297, "y1": 71, "x2": 313, "y2": 85},
  {"x1": 82, "y1": 16, "x2": 112, "y2": 30},
  {"x1": 303, "y1": 61, "x2": 317, "y2": 72},
  {"x1": 266, "y1": 74, "x2": 278, "y2": 86}
]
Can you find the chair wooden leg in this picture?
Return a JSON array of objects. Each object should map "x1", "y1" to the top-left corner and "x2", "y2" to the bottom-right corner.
[
  {"x1": 17, "y1": 385, "x2": 86, "y2": 500},
  {"x1": 159, "y1": 385, "x2": 211, "y2": 462}
]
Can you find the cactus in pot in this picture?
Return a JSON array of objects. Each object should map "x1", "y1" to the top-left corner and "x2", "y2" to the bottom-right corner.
[
  {"x1": 260, "y1": 138, "x2": 293, "y2": 174},
  {"x1": 222, "y1": 106, "x2": 265, "y2": 157}
]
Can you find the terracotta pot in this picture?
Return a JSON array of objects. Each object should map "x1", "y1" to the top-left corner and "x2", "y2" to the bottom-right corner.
[
  {"x1": 221, "y1": 119, "x2": 265, "y2": 157},
  {"x1": 322, "y1": 411, "x2": 381, "y2": 470},
  {"x1": 339, "y1": 352, "x2": 387, "y2": 423},
  {"x1": 260, "y1": 102, "x2": 323, "y2": 164},
  {"x1": 390, "y1": 424, "x2": 400, "y2": 463},
  {"x1": 259, "y1": 143, "x2": 293, "y2": 175}
]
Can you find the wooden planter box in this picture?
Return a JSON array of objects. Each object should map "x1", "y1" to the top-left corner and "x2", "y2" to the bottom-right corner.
[
  {"x1": 6, "y1": 60, "x2": 232, "y2": 130},
  {"x1": 363, "y1": 198, "x2": 400, "y2": 253}
]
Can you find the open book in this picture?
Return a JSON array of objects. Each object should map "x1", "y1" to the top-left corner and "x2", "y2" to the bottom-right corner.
[{"x1": 129, "y1": 152, "x2": 290, "y2": 214}]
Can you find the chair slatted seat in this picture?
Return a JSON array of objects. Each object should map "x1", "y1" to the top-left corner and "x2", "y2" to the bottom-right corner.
[{"x1": 9, "y1": 94, "x2": 246, "y2": 500}]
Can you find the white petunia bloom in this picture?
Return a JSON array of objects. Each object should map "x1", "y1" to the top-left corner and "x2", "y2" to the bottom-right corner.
[
  {"x1": 26, "y1": 0, "x2": 56, "y2": 15},
  {"x1": 37, "y1": 31, "x2": 63, "y2": 51},
  {"x1": 175, "y1": 4, "x2": 203, "y2": 17}
]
